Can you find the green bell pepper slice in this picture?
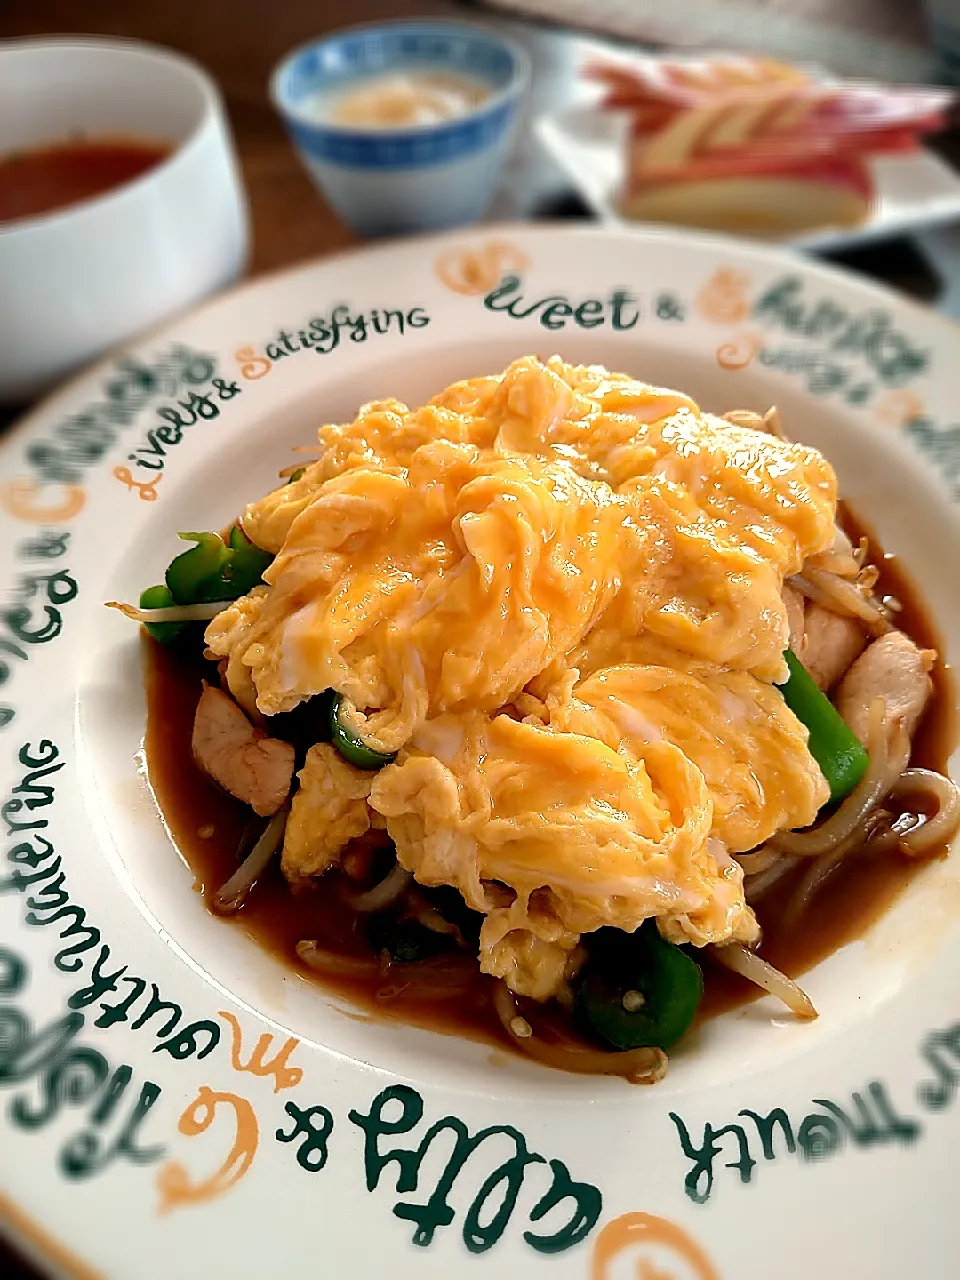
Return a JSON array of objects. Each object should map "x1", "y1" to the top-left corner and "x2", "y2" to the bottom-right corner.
[
  {"x1": 165, "y1": 532, "x2": 230, "y2": 605},
  {"x1": 577, "y1": 923, "x2": 703, "y2": 1051},
  {"x1": 222, "y1": 526, "x2": 273, "y2": 597},
  {"x1": 138, "y1": 584, "x2": 185, "y2": 644},
  {"x1": 162, "y1": 528, "x2": 273, "y2": 610},
  {"x1": 329, "y1": 693, "x2": 397, "y2": 770},
  {"x1": 777, "y1": 649, "x2": 868, "y2": 803}
]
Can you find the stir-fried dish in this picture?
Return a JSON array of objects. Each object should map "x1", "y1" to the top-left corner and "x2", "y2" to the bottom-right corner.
[{"x1": 111, "y1": 356, "x2": 960, "y2": 1083}]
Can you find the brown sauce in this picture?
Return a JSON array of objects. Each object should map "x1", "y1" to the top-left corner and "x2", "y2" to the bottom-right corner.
[
  {"x1": 701, "y1": 504, "x2": 956, "y2": 1014},
  {"x1": 0, "y1": 138, "x2": 169, "y2": 224},
  {"x1": 142, "y1": 507, "x2": 956, "y2": 1060}
]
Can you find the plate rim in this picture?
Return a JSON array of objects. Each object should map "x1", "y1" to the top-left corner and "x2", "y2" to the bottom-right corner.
[
  {"x1": 2, "y1": 221, "x2": 959, "y2": 1280},
  {"x1": 4, "y1": 217, "x2": 960, "y2": 458}
]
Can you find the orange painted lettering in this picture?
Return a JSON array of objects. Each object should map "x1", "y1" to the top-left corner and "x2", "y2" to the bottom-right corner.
[
  {"x1": 0, "y1": 478, "x2": 86, "y2": 524},
  {"x1": 156, "y1": 1086, "x2": 259, "y2": 1213},
  {"x1": 592, "y1": 1211, "x2": 721, "y2": 1280},
  {"x1": 218, "y1": 1010, "x2": 303, "y2": 1093}
]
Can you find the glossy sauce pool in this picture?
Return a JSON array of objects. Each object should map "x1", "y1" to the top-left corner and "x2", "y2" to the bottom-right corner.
[
  {"x1": 0, "y1": 138, "x2": 169, "y2": 224},
  {"x1": 141, "y1": 508, "x2": 956, "y2": 1061}
]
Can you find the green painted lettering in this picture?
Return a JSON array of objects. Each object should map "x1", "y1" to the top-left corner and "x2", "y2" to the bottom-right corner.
[
  {"x1": 25, "y1": 442, "x2": 84, "y2": 485},
  {"x1": 153, "y1": 1019, "x2": 220, "y2": 1060},
  {"x1": 610, "y1": 290, "x2": 640, "y2": 331},
  {"x1": 350, "y1": 1084, "x2": 422, "y2": 1192},
  {"x1": 4, "y1": 603, "x2": 62, "y2": 645},
  {"x1": 8, "y1": 835, "x2": 55, "y2": 869},
  {"x1": 276, "y1": 1100, "x2": 334, "y2": 1172},
  {"x1": 11, "y1": 759, "x2": 65, "y2": 808},
  {"x1": 917, "y1": 1023, "x2": 960, "y2": 1111},
  {"x1": 832, "y1": 309, "x2": 886, "y2": 357},
  {"x1": 655, "y1": 293, "x2": 684, "y2": 321},
  {"x1": 349, "y1": 1084, "x2": 599, "y2": 1254},
  {"x1": 89, "y1": 1065, "x2": 134, "y2": 1124},
  {"x1": 60, "y1": 1079, "x2": 165, "y2": 1177},
  {"x1": 669, "y1": 1112, "x2": 755, "y2": 1204},
  {"x1": 21, "y1": 740, "x2": 64, "y2": 769},
  {"x1": 181, "y1": 390, "x2": 219, "y2": 421},
  {"x1": 811, "y1": 1083, "x2": 919, "y2": 1149},
  {"x1": 796, "y1": 1111, "x2": 842, "y2": 1160},
  {"x1": 523, "y1": 1158, "x2": 603, "y2": 1255},
  {"x1": 213, "y1": 378, "x2": 240, "y2": 402},
  {"x1": 153, "y1": 424, "x2": 181, "y2": 448},
  {"x1": 31, "y1": 903, "x2": 100, "y2": 972},
  {"x1": 802, "y1": 299, "x2": 847, "y2": 339},
  {"x1": 169, "y1": 345, "x2": 216, "y2": 385},
  {"x1": 308, "y1": 316, "x2": 333, "y2": 348},
  {"x1": 739, "y1": 1108, "x2": 796, "y2": 1160},
  {"x1": 574, "y1": 299, "x2": 604, "y2": 328},
  {"x1": 390, "y1": 1117, "x2": 544, "y2": 1251},
  {"x1": 130, "y1": 983, "x2": 181, "y2": 1037},
  {"x1": 19, "y1": 532, "x2": 71, "y2": 561},
  {"x1": 22, "y1": 570, "x2": 76, "y2": 609},
  {"x1": 25, "y1": 871, "x2": 69, "y2": 918},
  {"x1": 68, "y1": 948, "x2": 127, "y2": 1011},
  {"x1": 0, "y1": 945, "x2": 26, "y2": 994},
  {"x1": 92, "y1": 974, "x2": 144, "y2": 1027},
  {"x1": 0, "y1": 857, "x2": 62, "y2": 895},
  {"x1": 10, "y1": 1045, "x2": 109, "y2": 1128},
  {"x1": 753, "y1": 275, "x2": 805, "y2": 329},
  {"x1": 1, "y1": 799, "x2": 50, "y2": 836},
  {"x1": 539, "y1": 300, "x2": 573, "y2": 331},
  {"x1": 0, "y1": 638, "x2": 28, "y2": 682},
  {"x1": 155, "y1": 404, "x2": 193, "y2": 432},
  {"x1": 483, "y1": 274, "x2": 524, "y2": 314},
  {"x1": 0, "y1": 1008, "x2": 84, "y2": 1084}
]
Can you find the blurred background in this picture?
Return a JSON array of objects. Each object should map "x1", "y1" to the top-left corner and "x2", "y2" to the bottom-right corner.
[
  {"x1": 4, "y1": 1, "x2": 960, "y2": 288},
  {"x1": 1, "y1": 0, "x2": 959, "y2": 1271}
]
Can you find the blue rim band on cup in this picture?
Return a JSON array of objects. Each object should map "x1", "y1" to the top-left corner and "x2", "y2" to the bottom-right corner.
[
  {"x1": 270, "y1": 20, "x2": 529, "y2": 234},
  {"x1": 272, "y1": 21, "x2": 528, "y2": 170}
]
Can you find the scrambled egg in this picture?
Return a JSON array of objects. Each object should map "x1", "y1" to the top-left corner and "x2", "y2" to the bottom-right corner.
[
  {"x1": 282, "y1": 744, "x2": 378, "y2": 883},
  {"x1": 206, "y1": 356, "x2": 836, "y2": 999}
]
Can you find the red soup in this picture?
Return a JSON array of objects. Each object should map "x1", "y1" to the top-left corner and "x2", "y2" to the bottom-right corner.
[{"x1": 0, "y1": 137, "x2": 170, "y2": 224}]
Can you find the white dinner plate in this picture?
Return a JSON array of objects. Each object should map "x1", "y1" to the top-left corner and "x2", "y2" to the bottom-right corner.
[
  {"x1": 536, "y1": 89, "x2": 960, "y2": 253},
  {"x1": 0, "y1": 224, "x2": 958, "y2": 1280}
]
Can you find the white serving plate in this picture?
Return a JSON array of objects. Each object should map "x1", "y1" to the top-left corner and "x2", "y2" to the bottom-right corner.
[{"x1": 0, "y1": 224, "x2": 958, "y2": 1279}]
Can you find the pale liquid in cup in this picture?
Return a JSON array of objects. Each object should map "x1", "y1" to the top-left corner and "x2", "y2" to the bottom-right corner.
[{"x1": 310, "y1": 71, "x2": 492, "y2": 129}]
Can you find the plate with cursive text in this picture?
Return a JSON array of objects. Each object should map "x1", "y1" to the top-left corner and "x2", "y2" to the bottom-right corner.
[{"x1": 0, "y1": 225, "x2": 958, "y2": 1280}]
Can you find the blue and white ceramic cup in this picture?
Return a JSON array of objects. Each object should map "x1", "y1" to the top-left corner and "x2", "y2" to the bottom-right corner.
[{"x1": 271, "y1": 20, "x2": 530, "y2": 237}]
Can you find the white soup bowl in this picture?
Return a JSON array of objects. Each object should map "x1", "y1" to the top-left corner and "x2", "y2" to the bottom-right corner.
[{"x1": 0, "y1": 37, "x2": 249, "y2": 402}]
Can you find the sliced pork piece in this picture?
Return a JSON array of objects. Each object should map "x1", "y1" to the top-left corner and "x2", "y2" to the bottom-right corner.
[
  {"x1": 835, "y1": 631, "x2": 934, "y2": 747},
  {"x1": 192, "y1": 683, "x2": 294, "y2": 816},
  {"x1": 781, "y1": 583, "x2": 806, "y2": 655},
  {"x1": 799, "y1": 602, "x2": 867, "y2": 691}
]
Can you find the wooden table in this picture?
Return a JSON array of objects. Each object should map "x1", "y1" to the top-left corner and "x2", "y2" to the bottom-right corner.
[{"x1": 0, "y1": 2, "x2": 957, "y2": 1273}]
